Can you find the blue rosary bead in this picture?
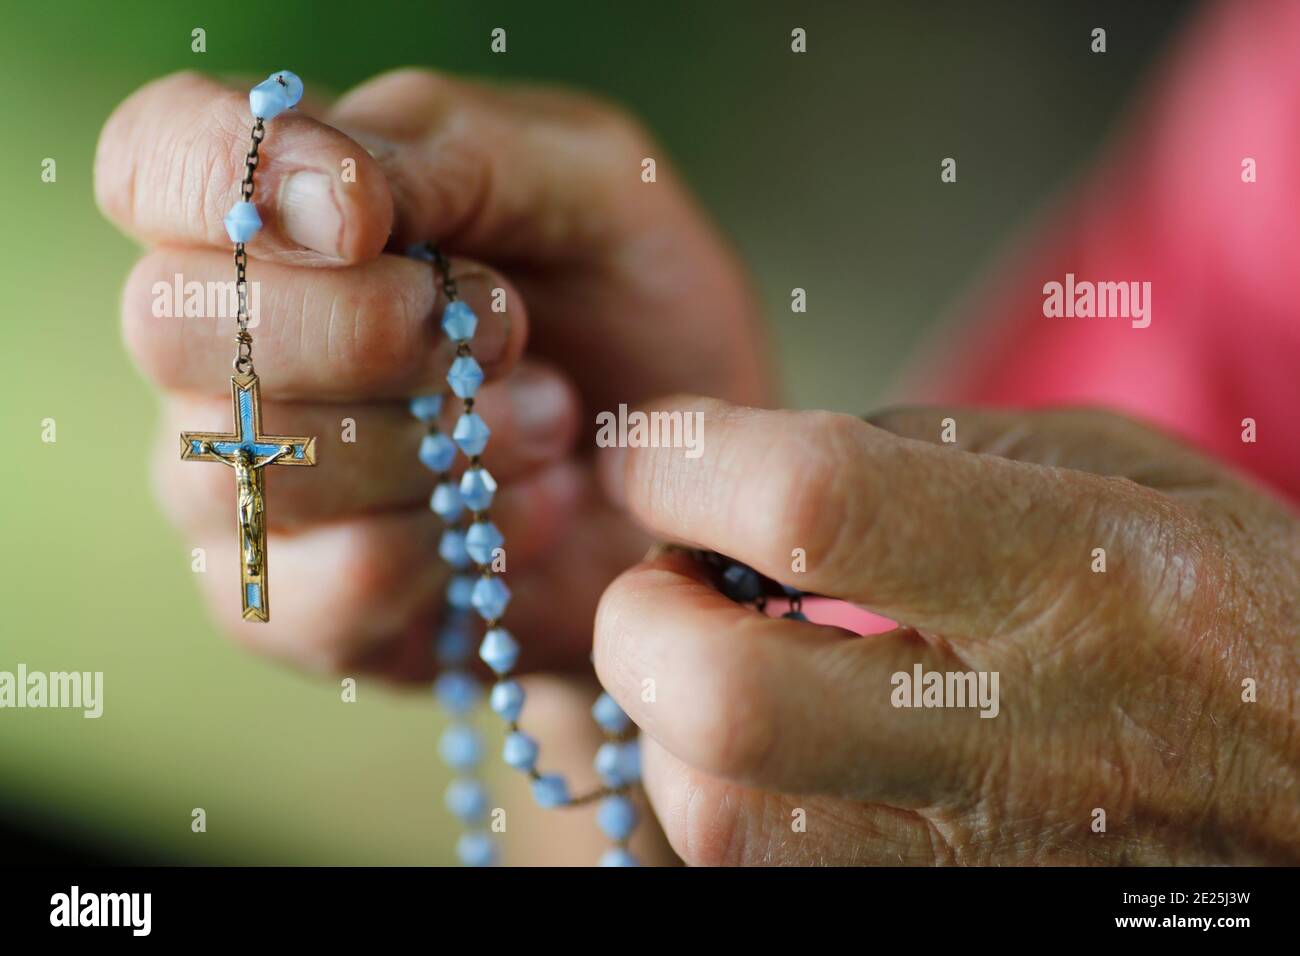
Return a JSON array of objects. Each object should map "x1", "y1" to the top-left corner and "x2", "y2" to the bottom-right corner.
[
  {"x1": 434, "y1": 671, "x2": 481, "y2": 715},
  {"x1": 436, "y1": 620, "x2": 474, "y2": 666},
  {"x1": 419, "y1": 433, "x2": 457, "y2": 472},
  {"x1": 783, "y1": 610, "x2": 809, "y2": 622},
  {"x1": 452, "y1": 413, "x2": 491, "y2": 456},
  {"x1": 438, "y1": 529, "x2": 471, "y2": 569},
  {"x1": 596, "y1": 795, "x2": 639, "y2": 841},
  {"x1": 458, "y1": 467, "x2": 497, "y2": 511},
  {"x1": 502, "y1": 731, "x2": 540, "y2": 771},
  {"x1": 595, "y1": 740, "x2": 641, "y2": 787},
  {"x1": 447, "y1": 355, "x2": 485, "y2": 399},
  {"x1": 721, "y1": 562, "x2": 763, "y2": 602},
  {"x1": 441, "y1": 301, "x2": 478, "y2": 341},
  {"x1": 531, "y1": 774, "x2": 570, "y2": 808},
  {"x1": 430, "y1": 481, "x2": 464, "y2": 521},
  {"x1": 490, "y1": 680, "x2": 525, "y2": 721},
  {"x1": 409, "y1": 394, "x2": 443, "y2": 421},
  {"x1": 591, "y1": 693, "x2": 631, "y2": 734},
  {"x1": 223, "y1": 201, "x2": 262, "y2": 243},
  {"x1": 249, "y1": 78, "x2": 291, "y2": 120},
  {"x1": 600, "y1": 848, "x2": 640, "y2": 867},
  {"x1": 479, "y1": 627, "x2": 519, "y2": 674},
  {"x1": 464, "y1": 521, "x2": 503, "y2": 565},
  {"x1": 471, "y1": 575, "x2": 511, "y2": 620},
  {"x1": 445, "y1": 778, "x2": 490, "y2": 823},
  {"x1": 268, "y1": 70, "x2": 304, "y2": 107},
  {"x1": 594, "y1": 742, "x2": 622, "y2": 785},
  {"x1": 446, "y1": 575, "x2": 476, "y2": 610},
  {"x1": 619, "y1": 740, "x2": 642, "y2": 783},
  {"x1": 439, "y1": 724, "x2": 483, "y2": 770},
  {"x1": 456, "y1": 832, "x2": 498, "y2": 867}
]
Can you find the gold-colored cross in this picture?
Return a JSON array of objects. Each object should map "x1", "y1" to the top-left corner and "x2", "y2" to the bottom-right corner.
[{"x1": 179, "y1": 371, "x2": 317, "y2": 622}]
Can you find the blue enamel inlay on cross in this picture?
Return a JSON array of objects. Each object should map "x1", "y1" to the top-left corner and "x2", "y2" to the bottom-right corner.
[
  {"x1": 206, "y1": 386, "x2": 304, "y2": 460},
  {"x1": 246, "y1": 583, "x2": 262, "y2": 608}
]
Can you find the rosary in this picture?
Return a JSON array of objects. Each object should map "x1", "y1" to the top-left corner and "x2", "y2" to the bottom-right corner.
[{"x1": 184, "y1": 71, "x2": 803, "y2": 866}]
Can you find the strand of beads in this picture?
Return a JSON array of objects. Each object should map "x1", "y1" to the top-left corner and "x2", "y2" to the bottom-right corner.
[
  {"x1": 221, "y1": 71, "x2": 304, "y2": 370},
  {"x1": 408, "y1": 247, "x2": 498, "y2": 866},
  {"x1": 409, "y1": 243, "x2": 643, "y2": 866}
]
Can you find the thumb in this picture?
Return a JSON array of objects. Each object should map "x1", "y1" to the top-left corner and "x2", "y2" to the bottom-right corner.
[
  {"x1": 327, "y1": 69, "x2": 654, "y2": 258},
  {"x1": 95, "y1": 71, "x2": 394, "y2": 264}
]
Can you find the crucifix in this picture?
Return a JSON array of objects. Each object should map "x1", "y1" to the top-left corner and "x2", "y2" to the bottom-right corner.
[{"x1": 180, "y1": 371, "x2": 316, "y2": 622}]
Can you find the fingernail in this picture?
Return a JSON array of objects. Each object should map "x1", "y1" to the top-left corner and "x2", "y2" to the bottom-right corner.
[
  {"x1": 280, "y1": 172, "x2": 343, "y2": 256},
  {"x1": 510, "y1": 368, "x2": 572, "y2": 456}
]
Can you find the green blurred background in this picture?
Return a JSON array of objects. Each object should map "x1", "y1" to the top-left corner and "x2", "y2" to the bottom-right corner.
[{"x1": 0, "y1": 0, "x2": 1193, "y2": 864}]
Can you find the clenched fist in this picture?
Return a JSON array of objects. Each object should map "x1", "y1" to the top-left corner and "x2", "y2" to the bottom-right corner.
[{"x1": 95, "y1": 70, "x2": 771, "y2": 679}]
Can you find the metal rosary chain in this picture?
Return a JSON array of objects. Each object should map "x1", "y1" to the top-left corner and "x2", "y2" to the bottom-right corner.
[
  {"x1": 233, "y1": 118, "x2": 266, "y2": 375},
  {"x1": 429, "y1": 246, "x2": 459, "y2": 301}
]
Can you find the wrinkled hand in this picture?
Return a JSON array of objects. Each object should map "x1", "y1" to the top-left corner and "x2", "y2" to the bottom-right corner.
[
  {"x1": 95, "y1": 70, "x2": 770, "y2": 678},
  {"x1": 595, "y1": 399, "x2": 1300, "y2": 864}
]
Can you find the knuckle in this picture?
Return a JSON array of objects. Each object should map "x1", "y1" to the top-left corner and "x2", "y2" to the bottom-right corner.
[
  {"x1": 365, "y1": 67, "x2": 456, "y2": 109},
  {"x1": 95, "y1": 72, "x2": 201, "y2": 217},
  {"x1": 322, "y1": 264, "x2": 431, "y2": 389},
  {"x1": 417, "y1": 130, "x2": 492, "y2": 239},
  {"x1": 763, "y1": 411, "x2": 869, "y2": 574},
  {"x1": 522, "y1": 83, "x2": 649, "y2": 147},
  {"x1": 1130, "y1": 494, "x2": 1225, "y2": 630},
  {"x1": 571, "y1": 91, "x2": 648, "y2": 151}
]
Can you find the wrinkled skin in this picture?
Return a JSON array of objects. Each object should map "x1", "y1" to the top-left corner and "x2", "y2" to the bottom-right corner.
[
  {"x1": 99, "y1": 68, "x2": 1299, "y2": 866},
  {"x1": 596, "y1": 400, "x2": 1300, "y2": 864}
]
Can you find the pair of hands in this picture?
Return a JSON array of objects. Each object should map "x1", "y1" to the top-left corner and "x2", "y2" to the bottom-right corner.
[{"x1": 98, "y1": 70, "x2": 1300, "y2": 864}]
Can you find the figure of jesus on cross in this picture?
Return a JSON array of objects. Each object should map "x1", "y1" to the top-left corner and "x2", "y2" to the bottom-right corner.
[{"x1": 180, "y1": 372, "x2": 317, "y2": 622}]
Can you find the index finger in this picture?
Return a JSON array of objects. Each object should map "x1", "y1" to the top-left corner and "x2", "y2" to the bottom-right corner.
[
  {"x1": 593, "y1": 550, "x2": 983, "y2": 803},
  {"x1": 95, "y1": 71, "x2": 394, "y2": 264},
  {"x1": 600, "y1": 397, "x2": 1190, "y2": 638}
]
